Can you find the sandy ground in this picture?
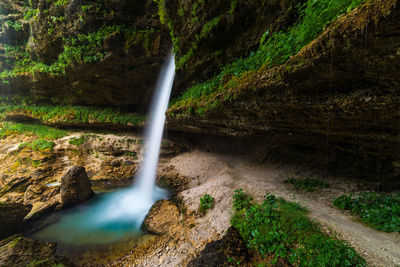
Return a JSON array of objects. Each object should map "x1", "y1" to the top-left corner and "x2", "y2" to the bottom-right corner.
[{"x1": 116, "y1": 148, "x2": 400, "y2": 267}]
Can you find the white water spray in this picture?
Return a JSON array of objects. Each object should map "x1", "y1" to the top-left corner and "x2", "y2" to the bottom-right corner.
[
  {"x1": 136, "y1": 52, "x2": 175, "y2": 200},
  {"x1": 33, "y1": 53, "x2": 176, "y2": 245}
]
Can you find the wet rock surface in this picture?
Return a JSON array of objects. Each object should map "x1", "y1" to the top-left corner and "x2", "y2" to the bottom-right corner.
[
  {"x1": 0, "y1": 235, "x2": 73, "y2": 267},
  {"x1": 168, "y1": 0, "x2": 400, "y2": 188},
  {"x1": 142, "y1": 200, "x2": 181, "y2": 236},
  {"x1": 0, "y1": 203, "x2": 31, "y2": 240},
  {"x1": 0, "y1": 0, "x2": 170, "y2": 108},
  {"x1": 60, "y1": 166, "x2": 94, "y2": 209}
]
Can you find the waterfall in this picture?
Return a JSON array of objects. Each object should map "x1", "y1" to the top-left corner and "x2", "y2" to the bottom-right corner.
[
  {"x1": 33, "y1": 53, "x2": 176, "y2": 246},
  {"x1": 136, "y1": 51, "x2": 175, "y2": 200}
]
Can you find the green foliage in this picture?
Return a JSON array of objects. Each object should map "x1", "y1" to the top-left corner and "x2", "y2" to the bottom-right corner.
[
  {"x1": 231, "y1": 190, "x2": 366, "y2": 266},
  {"x1": 68, "y1": 135, "x2": 87, "y2": 146},
  {"x1": 54, "y1": 0, "x2": 70, "y2": 7},
  {"x1": 171, "y1": 0, "x2": 365, "y2": 111},
  {"x1": 6, "y1": 20, "x2": 23, "y2": 31},
  {"x1": 19, "y1": 139, "x2": 56, "y2": 151},
  {"x1": 0, "y1": 100, "x2": 144, "y2": 126},
  {"x1": 23, "y1": 7, "x2": 38, "y2": 20},
  {"x1": 154, "y1": 0, "x2": 167, "y2": 24},
  {"x1": 0, "y1": 24, "x2": 148, "y2": 80},
  {"x1": 1, "y1": 123, "x2": 67, "y2": 139},
  {"x1": 199, "y1": 193, "x2": 214, "y2": 213},
  {"x1": 284, "y1": 177, "x2": 329, "y2": 192},
  {"x1": 333, "y1": 192, "x2": 400, "y2": 232}
]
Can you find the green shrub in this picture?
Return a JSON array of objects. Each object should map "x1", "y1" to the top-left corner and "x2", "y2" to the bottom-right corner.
[
  {"x1": 333, "y1": 192, "x2": 400, "y2": 232},
  {"x1": 284, "y1": 177, "x2": 329, "y2": 192},
  {"x1": 231, "y1": 189, "x2": 366, "y2": 266},
  {"x1": 199, "y1": 193, "x2": 214, "y2": 213}
]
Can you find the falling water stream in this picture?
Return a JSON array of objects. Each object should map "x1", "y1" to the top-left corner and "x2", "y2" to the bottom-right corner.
[{"x1": 33, "y1": 53, "x2": 176, "y2": 248}]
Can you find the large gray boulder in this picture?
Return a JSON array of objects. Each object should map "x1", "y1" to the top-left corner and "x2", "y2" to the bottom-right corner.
[{"x1": 60, "y1": 166, "x2": 94, "y2": 209}]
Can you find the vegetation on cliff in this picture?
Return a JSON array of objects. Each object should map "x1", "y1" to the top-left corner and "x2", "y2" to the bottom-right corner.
[
  {"x1": 169, "y1": 0, "x2": 365, "y2": 113},
  {"x1": 0, "y1": 98, "x2": 144, "y2": 126}
]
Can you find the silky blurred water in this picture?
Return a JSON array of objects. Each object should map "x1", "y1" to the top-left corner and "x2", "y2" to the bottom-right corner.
[{"x1": 33, "y1": 52, "x2": 175, "y2": 247}]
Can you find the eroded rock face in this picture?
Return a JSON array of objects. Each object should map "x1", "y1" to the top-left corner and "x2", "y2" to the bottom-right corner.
[
  {"x1": 187, "y1": 227, "x2": 248, "y2": 267},
  {"x1": 0, "y1": 235, "x2": 72, "y2": 267},
  {"x1": 60, "y1": 166, "x2": 94, "y2": 209},
  {"x1": 164, "y1": 0, "x2": 304, "y2": 93},
  {"x1": 0, "y1": 203, "x2": 31, "y2": 240},
  {"x1": 168, "y1": 0, "x2": 400, "y2": 188},
  {"x1": 142, "y1": 200, "x2": 180, "y2": 236},
  {"x1": 0, "y1": 0, "x2": 170, "y2": 108}
]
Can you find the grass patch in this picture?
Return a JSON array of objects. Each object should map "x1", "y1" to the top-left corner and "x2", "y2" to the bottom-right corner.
[
  {"x1": 333, "y1": 192, "x2": 400, "y2": 232},
  {"x1": 171, "y1": 0, "x2": 365, "y2": 112},
  {"x1": 68, "y1": 135, "x2": 87, "y2": 146},
  {"x1": 19, "y1": 139, "x2": 55, "y2": 151},
  {"x1": 0, "y1": 122, "x2": 67, "y2": 139},
  {"x1": 231, "y1": 189, "x2": 366, "y2": 266},
  {"x1": 284, "y1": 177, "x2": 329, "y2": 192},
  {"x1": 199, "y1": 193, "x2": 214, "y2": 214},
  {"x1": 0, "y1": 101, "x2": 144, "y2": 126}
]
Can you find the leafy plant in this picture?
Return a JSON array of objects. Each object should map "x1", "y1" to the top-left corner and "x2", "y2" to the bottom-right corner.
[
  {"x1": 199, "y1": 193, "x2": 214, "y2": 213},
  {"x1": 333, "y1": 192, "x2": 400, "y2": 232},
  {"x1": 231, "y1": 189, "x2": 366, "y2": 266},
  {"x1": 284, "y1": 177, "x2": 329, "y2": 192}
]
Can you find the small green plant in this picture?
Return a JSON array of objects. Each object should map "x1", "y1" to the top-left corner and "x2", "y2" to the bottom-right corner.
[
  {"x1": 199, "y1": 193, "x2": 214, "y2": 214},
  {"x1": 284, "y1": 177, "x2": 329, "y2": 192},
  {"x1": 333, "y1": 192, "x2": 400, "y2": 232},
  {"x1": 68, "y1": 135, "x2": 87, "y2": 146},
  {"x1": 19, "y1": 139, "x2": 55, "y2": 151},
  {"x1": 231, "y1": 189, "x2": 366, "y2": 266}
]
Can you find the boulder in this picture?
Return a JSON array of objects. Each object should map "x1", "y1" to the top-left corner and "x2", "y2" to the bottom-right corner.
[
  {"x1": 142, "y1": 200, "x2": 180, "y2": 236},
  {"x1": 0, "y1": 235, "x2": 73, "y2": 267},
  {"x1": 187, "y1": 227, "x2": 248, "y2": 267},
  {"x1": 60, "y1": 166, "x2": 94, "y2": 209},
  {"x1": 0, "y1": 203, "x2": 31, "y2": 240}
]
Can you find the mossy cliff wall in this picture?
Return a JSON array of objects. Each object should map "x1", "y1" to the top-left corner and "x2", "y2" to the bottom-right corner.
[
  {"x1": 0, "y1": 0, "x2": 170, "y2": 108},
  {"x1": 167, "y1": 0, "x2": 400, "y2": 187}
]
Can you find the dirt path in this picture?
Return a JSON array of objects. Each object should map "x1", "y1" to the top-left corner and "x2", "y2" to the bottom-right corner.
[
  {"x1": 114, "y1": 149, "x2": 400, "y2": 266},
  {"x1": 170, "y1": 149, "x2": 400, "y2": 267}
]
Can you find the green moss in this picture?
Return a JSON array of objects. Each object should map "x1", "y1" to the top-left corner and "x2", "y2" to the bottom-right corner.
[
  {"x1": 68, "y1": 135, "x2": 87, "y2": 146},
  {"x1": 171, "y1": 0, "x2": 366, "y2": 112},
  {"x1": 0, "y1": 122, "x2": 67, "y2": 139},
  {"x1": 19, "y1": 139, "x2": 55, "y2": 151},
  {"x1": 0, "y1": 24, "x2": 150, "y2": 80},
  {"x1": 0, "y1": 100, "x2": 144, "y2": 126}
]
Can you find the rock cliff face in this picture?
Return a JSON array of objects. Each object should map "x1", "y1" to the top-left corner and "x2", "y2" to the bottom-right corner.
[
  {"x1": 167, "y1": 0, "x2": 400, "y2": 187},
  {"x1": 0, "y1": 0, "x2": 170, "y2": 108},
  {"x1": 163, "y1": 0, "x2": 304, "y2": 93}
]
